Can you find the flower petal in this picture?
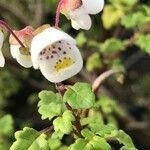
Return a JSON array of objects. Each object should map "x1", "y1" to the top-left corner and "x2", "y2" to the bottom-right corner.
[
  {"x1": 0, "y1": 30, "x2": 4, "y2": 49},
  {"x1": 0, "y1": 49, "x2": 5, "y2": 67},
  {"x1": 70, "y1": 10, "x2": 92, "y2": 30},
  {"x1": 9, "y1": 26, "x2": 34, "y2": 45},
  {"x1": 0, "y1": 30, "x2": 5, "y2": 67},
  {"x1": 82, "y1": 0, "x2": 104, "y2": 14},
  {"x1": 38, "y1": 40, "x2": 83, "y2": 82},
  {"x1": 31, "y1": 27, "x2": 76, "y2": 69},
  {"x1": 10, "y1": 45, "x2": 32, "y2": 68}
]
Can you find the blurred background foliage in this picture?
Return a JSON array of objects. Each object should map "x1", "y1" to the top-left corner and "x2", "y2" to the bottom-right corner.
[{"x1": 0, "y1": 0, "x2": 150, "y2": 149}]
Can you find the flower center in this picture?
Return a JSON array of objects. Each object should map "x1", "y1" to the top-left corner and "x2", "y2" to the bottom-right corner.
[{"x1": 39, "y1": 40, "x2": 75, "y2": 72}]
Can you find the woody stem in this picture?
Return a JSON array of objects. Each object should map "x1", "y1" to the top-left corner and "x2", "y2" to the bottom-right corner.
[{"x1": 0, "y1": 20, "x2": 25, "y2": 47}]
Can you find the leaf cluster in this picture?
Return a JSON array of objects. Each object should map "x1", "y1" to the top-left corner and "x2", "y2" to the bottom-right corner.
[{"x1": 10, "y1": 82, "x2": 137, "y2": 150}]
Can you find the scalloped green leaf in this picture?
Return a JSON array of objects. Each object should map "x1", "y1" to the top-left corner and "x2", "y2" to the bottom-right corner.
[
  {"x1": 48, "y1": 138, "x2": 62, "y2": 150},
  {"x1": 135, "y1": 34, "x2": 150, "y2": 54},
  {"x1": 63, "y1": 83, "x2": 95, "y2": 109},
  {"x1": 94, "y1": 124, "x2": 116, "y2": 137},
  {"x1": 0, "y1": 114, "x2": 14, "y2": 136},
  {"x1": 100, "y1": 38, "x2": 124, "y2": 54},
  {"x1": 10, "y1": 127, "x2": 49, "y2": 150},
  {"x1": 70, "y1": 136, "x2": 111, "y2": 150},
  {"x1": 86, "y1": 53, "x2": 102, "y2": 72},
  {"x1": 105, "y1": 130, "x2": 136, "y2": 150},
  {"x1": 121, "y1": 12, "x2": 150, "y2": 28},
  {"x1": 81, "y1": 129, "x2": 95, "y2": 140},
  {"x1": 102, "y1": 5, "x2": 124, "y2": 29},
  {"x1": 70, "y1": 139, "x2": 87, "y2": 150},
  {"x1": 38, "y1": 91, "x2": 63, "y2": 120},
  {"x1": 117, "y1": 130, "x2": 136, "y2": 150},
  {"x1": 53, "y1": 110, "x2": 75, "y2": 135}
]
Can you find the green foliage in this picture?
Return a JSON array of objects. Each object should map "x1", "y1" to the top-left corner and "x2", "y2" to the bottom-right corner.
[
  {"x1": 10, "y1": 127, "x2": 49, "y2": 150},
  {"x1": 109, "y1": 59, "x2": 125, "y2": 72},
  {"x1": 9, "y1": 81, "x2": 136, "y2": 149},
  {"x1": 0, "y1": 70, "x2": 20, "y2": 107},
  {"x1": 102, "y1": 5, "x2": 124, "y2": 29},
  {"x1": 0, "y1": 114, "x2": 14, "y2": 136},
  {"x1": 105, "y1": 130, "x2": 136, "y2": 149},
  {"x1": 112, "y1": 0, "x2": 137, "y2": 7},
  {"x1": 70, "y1": 129, "x2": 111, "y2": 150},
  {"x1": 116, "y1": 130, "x2": 136, "y2": 150},
  {"x1": 53, "y1": 110, "x2": 75, "y2": 135},
  {"x1": 38, "y1": 91, "x2": 63, "y2": 120},
  {"x1": 70, "y1": 136, "x2": 111, "y2": 150},
  {"x1": 63, "y1": 83, "x2": 95, "y2": 109},
  {"x1": 48, "y1": 138, "x2": 62, "y2": 150},
  {"x1": 135, "y1": 34, "x2": 150, "y2": 54},
  {"x1": 96, "y1": 95, "x2": 125, "y2": 116},
  {"x1": 86, "y1": 53, "x2": 102, "y2": 72},
  {"x1": 76, "y1": 32, "x2": 87, "y2": 47},
  {"x1": 0, "y1": 115, "x2": 14, "y2": 150},
  {"x1": 100, "y1": 38, "x2": 124, "y2": 54},
  {"x1": 2, "y1": 0, "x2": 147, "y2": 149},
  {"x1": 121, "y1": 12, "x2": 150, "y2": 28}
]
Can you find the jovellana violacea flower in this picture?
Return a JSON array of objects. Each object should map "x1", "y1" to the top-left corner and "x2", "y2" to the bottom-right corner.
[
  {"x1": 31, "y1": 25, "x2": 83, "y2": 82},
  {"x1": 0, "y1": 30, "x2": 4, "y2": 67},
  {"x1": 9, "y1": 26, "x2": 34, "y2": 68},
  {"x1": 60, "y1": 0, "x2": 104, "y2": 30}
]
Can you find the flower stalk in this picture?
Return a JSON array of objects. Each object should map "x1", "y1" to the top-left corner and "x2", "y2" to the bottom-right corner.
[
  {"x1": 0, "y1": 20, "x2": 25, "y2": 48},
  {"x1": 55, "y1": 0, "x2": 64, "y2": 28}
]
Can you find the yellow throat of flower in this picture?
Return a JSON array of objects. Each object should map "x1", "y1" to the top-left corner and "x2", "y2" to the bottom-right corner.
[{"x1": 55, "y1": 57, "x2": 74, "y2": 72}]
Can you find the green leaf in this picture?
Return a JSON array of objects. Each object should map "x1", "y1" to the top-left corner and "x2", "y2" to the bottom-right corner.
[
  {"x1": 53, "y1": 110, "x2": 75, "y2": 135},
  {"x1": 81, "y1": 129, "x2": 95, "y2": 140},
  {"x1": 104, "y1": 130, "x2": 136, "y2": 150},
  {"x1": 140, "y1": 5, "x2": 150, "y2": 16},
  {"x1": 0, "y1": 137, "x2": 11, "y2": 150},
  {"x1": 94, "y1": 124, "x2": 116, "y2": 137},
  {"x1": 48, "y1": 138, "x2": 62, "y2": 150},
  {"x1": 135, "y1": 34, "x2": 150, "y2": 54},
  {"x1": 76, "y1": 32, "x2": 87, "y2": 47},
  {"x1": 116, "y1": 130, "x2": 136, "y2": 150},
  {"x1": 38, "y1": 91, "x2": 63, "y2": 120},
  {"x1": 117, "y1": 130, "x2": 136, "y2": 149},
  {"x1": 121, "y1": 12, "x2": 150, "y2": 28},
  {"x1": 87, "y1": 136, "x2": 111, "y2": 150},
  {"x1": 86, "y1": 53, "x2": 102, "y2": 72},
  {"x1": 81, "y1": 109, "x2": 104, "y2": 128},
  {"x1": 112, "y1": 0, "x2": 137, "y2": 7},
  {"x1": 109, "y1": 58, "x2": 125, "y2": 72},
  {"x1": 51, "y1": 131, "x2": 64, "y2": 140},
  {"x1": 10, "y1": 127, "x2": 49, "y2": 150},
  {"x1": 102, "y1": 5, "x2": 124, "y2": 29},
  {"x1": 70, "y1": 139, "x2": 87, "y2": 150},
  {"x1": 100, "y1": 38, "x2": 124, "y2": 54},
  {"x1": 96, "y1": 95, "x2": 125, "y2": 116},
  {"x1": 70, "y1": 136, "x2": 111, "y2": 150},
  {"x1": 63, "y1": 82, "x2": 95, "y2": 109},
  {"x1": 0, "y1": 114, "x2": 14, "y2": 136}
]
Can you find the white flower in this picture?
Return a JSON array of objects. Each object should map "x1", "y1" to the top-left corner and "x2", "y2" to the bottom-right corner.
[
  {"x1": 31, "y1": 26, "x2": 83, "y2": 82},
  {"x1": 9, "y1": 26, "x2": 34, "y2": 68},
  {"x1": 0, "y1": 30, "x2": 5, "y2": 67},
  {"x1": 60, "y1": 0, "x2": 104, "y2": 30}
]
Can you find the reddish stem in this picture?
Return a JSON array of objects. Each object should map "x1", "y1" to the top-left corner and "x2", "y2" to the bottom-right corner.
[
  {"x1": 55, "y1": 0, "x2": 63, "y2": 28},
  {"x1": 0, "y1": 20, "x2": 25, "y2": 48},
  {"x1": 55, "y1": 82, "x2": 82, "y2": 137}
]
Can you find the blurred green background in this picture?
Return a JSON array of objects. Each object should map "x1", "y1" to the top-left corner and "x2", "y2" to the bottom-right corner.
[{"x1": 0, "y1": 0, "x2": 150, "y2": 149}]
